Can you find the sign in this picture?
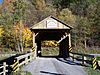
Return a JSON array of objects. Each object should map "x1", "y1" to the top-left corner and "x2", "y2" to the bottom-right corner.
[{"x1": 47, "y1": 20, "x2": 57, "y2": 28}]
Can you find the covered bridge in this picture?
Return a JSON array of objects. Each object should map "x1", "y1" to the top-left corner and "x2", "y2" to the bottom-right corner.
[{"x1": 30, "y1": 16, "x2": 72, "y2": 58}]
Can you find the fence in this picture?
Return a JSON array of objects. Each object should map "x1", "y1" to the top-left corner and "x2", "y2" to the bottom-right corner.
[
  {"x1": 11, "y1": 52, "x2": 35, "y2": 72},
  {"x1": 0, "y1": 54, "x2": 16, "y2": 57},
  {"x1": 0, "y1": 62, "x2": 8, "y2": 75},
  {"x1": 69, "y1": 52, "x2": 97, "y2": 70}
]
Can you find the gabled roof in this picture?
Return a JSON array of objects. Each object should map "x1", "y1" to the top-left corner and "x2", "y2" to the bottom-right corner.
[{"x1": 30, "y1": 16, "x2": 73, "y2": 30}]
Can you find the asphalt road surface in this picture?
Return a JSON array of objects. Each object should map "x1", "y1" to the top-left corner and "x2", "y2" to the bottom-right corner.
[{"x1": 23, "y1": 58, "x2": 88, "y2": 75}]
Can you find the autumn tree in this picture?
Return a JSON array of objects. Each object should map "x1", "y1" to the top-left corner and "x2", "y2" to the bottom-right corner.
[{"x1": 23, "y1": 26, "x2": 32, "y2": 48}]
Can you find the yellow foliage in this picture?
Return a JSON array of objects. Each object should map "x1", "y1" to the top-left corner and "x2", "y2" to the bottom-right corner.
[
  {"x1": 42, "y1": 40, "x2": 58, "y2": 47},
  {"x1": 14, "y1": 21, "x2": 32, "y2": 48},
  {"x1": 0, "y1": 27, "x2": 4, "y2": 37},
  {"x1": 23, "y1": 27, "x2": 32, "y2": 47}
]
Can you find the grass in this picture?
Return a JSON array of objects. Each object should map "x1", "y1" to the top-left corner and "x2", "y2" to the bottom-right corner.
[
  {"x1": 0, "y1": 56, "x2": 10, "y2": 61},
  {"x1": 72, "y1": 47, "x2": 100, "y2": 75},
  {"x1": 73, "y1": 47, "x2": 100, "y2": 54},
  {"x1": 41, "y1": 47, "x2": 59, "y2": 56},
  {"x1": 10, "y1": 66, "x2": 32, "y2": 75},
  {"x1": 84, "y1": 66, "x2": 100, "y2": 75},
  {"x1": 97, "y1": 57, "x2": 100, "y2": 61},
  {"x1": 10, "y1": 71, "x2": 32, "y2": 75}
]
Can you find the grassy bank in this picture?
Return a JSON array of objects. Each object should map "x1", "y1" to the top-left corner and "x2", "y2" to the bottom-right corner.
[
  {"x1": 10, "y1": 66, "x2": 32, "y2": 75},
  {"x1": 84, "y1": 66, "x2": 100, "y2": 75},
  {"x1": 41, "y1": 47, "x2": 59, "y2": 56},
  {"x1": 0, "y1": 56, "x2": 9, "y2": 61},
  {"x1": 73, "y1": 47, "x2": 100, "y2": 54},
  {"x1": 10, "y1": 71, "x2": 32, "y2": 75}
]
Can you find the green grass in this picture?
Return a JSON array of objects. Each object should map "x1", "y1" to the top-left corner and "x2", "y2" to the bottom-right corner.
[
  {"x1": 73, "y1": 47, "x2": 100, "y2": 54},
  {"x1": 10, "y1": 71, "x2": 32, "y2": 75},
  {"x1": 72, "y1": 47, "x2": 100, "y2": 75},
  {"x1": 0, "y1": 56, "x2": 10, "y2": 61},
  {"x1": 85, "y1": 66, "x2": 100, "y2": 75},
  {"x1": 10, "y1": 66, "x2": 32, "y2": 75},
  {"x1": 41, "y1": 47, "x2": 59, "y2": 56},
  {"x1": 97, "y1": 57, "x2": 100, "y2": 61}
]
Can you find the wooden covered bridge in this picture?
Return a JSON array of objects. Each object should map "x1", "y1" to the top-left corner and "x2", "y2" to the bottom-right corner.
[
  {"x1": 30, "y1": 16, "x2": 72, "y2": 58},
  {"x1": 0, "y1": 16, "x2": 97, "y2": 75}
]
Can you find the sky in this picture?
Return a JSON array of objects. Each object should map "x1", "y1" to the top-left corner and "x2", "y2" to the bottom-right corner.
[{"x1": 0, "y1": 0, "x2": 3, "y2": 5}]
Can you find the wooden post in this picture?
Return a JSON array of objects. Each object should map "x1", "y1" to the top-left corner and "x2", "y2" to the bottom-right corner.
[
  {"x1": 29, "y1": 54, "x2": 33, "y2": 62},
  {"x1": 82, "y1": 55, "x2": 84, "y2": 65},
  {"x1": 33, "y1": 32, "x2": 35, "y2": 47},
  {"x1": 68, "y1": 33, "x2": 71, "y2": 48},
  {"x1": 3, "y1": 62, "x2": 6, "y2": 75},
  {"x1": 33, "y1": 32, "x2": 37, "y2": 58},
  {"x1": 73, "y1": 54, "x2": 74, "y2": 62},
  {"x1": 30, "y1": 55, "x2": 32, "y2": 61},
  {"x1": 25, "y1": 57, "x2": 28, "y2": 65}
]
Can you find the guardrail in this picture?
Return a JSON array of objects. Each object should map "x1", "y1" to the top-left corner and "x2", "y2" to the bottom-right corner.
[
  {"x1": 0, "y1": 54, "x2": 16, "y2": 57},
  {"x1": 0, "y1": 62, "x2": 8, "y2": 75},
  {"x1": 11, "y1": 52, "x2": 35, "y2": 72},
  {"x1": 69, "y1": 52, "x2": 97, "y2": 70}
]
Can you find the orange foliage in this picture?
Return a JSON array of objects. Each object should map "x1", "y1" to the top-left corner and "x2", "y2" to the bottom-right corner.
[{"x1": 14, "y1": 21, "x2": 32, "y2": 47}]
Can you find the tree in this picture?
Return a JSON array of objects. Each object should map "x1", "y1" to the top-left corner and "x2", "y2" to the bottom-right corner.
[
  {"x1": 76, "y1": 17, "x2": 91, "y2": 48},
  {"x1": 23, "y1": 26, "x2": 32, "y2": 48},
  {"x1": 11, "y1": 0, "x2": 28, "y2": 52},
  {"x1": 90, "y1": 0, "x2": 100, "y2": 46},
  {"x1": 58, "y1": 8, "x2": 76, "y2": 26},
  {"x1": 52, "y1": 0, "x2": 75, "y2": 16}
]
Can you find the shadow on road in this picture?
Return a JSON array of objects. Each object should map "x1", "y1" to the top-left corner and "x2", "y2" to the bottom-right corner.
[
  {"x1": 40, "y1": 71, "x2": 66, "y2": 75},
  {"x1": 56, "y1": 58, "x2": 86, "y2": 66}
]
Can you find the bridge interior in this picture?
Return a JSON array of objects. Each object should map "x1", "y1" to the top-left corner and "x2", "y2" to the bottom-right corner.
[{"x1": 33, "y1": 29, "x2": 70, "y2": 58}]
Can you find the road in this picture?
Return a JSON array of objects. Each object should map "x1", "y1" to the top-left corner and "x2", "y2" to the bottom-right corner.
[{"x1": 23, "y1": 58, "x2": 88, "y2": 75}]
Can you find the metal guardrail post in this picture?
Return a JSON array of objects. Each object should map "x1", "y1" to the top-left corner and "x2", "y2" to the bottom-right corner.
[
  {"x1": 92, "y1": 57, "x2": 97, "y2": 70},
  {"x1": 69, "y1": 47, "x2": 72, "y2": 52},
  {"x1": 12, "y1": 59, "x2": 19, "y2": 72},
  {"x1": 32, "y1": 45, "x2": 37, "y2": 58}
]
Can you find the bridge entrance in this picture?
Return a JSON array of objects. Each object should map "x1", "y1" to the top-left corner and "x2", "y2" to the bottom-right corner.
[{"x1": 30, "y1": 16, "x2": 72, "y2": 58}]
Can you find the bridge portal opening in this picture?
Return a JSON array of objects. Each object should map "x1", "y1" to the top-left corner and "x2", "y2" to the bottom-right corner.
[
  {"x1": 30, "y1": 16, "x2": 72, "y2": 58},
  {"x1": 41, "y1": 40, "x2": 59, "y2": 56}
]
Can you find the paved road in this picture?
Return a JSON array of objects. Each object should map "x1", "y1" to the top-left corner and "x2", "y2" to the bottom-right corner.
[{"x1": 23, "y1": 58, "x2": 88, "y2": 75}]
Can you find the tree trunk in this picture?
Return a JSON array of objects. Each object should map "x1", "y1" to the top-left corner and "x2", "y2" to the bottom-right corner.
[
  {"x1": 84, "y1": 39, "x2": 87, "y2": 49},
  {"x1": 56, "y1": 8, "x2": 60, "y2": 17},
  {"x1": 19, "y1": 20, "x2": 23, "y2": 52},
  {"x1": 17, "y1": 41, "x2": 20, "y2": 52},
  {"x1": 16, "y1": 29, "x2": 21, "y2": 52}
]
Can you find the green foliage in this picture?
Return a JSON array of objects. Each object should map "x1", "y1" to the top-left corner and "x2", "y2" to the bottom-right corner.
[
  {"x1": 53, "y1": 0, "x2": 74, "y2": 10},
  {"x1": 12, "y1": 0, "x2": 28, "y2": 21},
  {"x1": 0, "y1": 0, "x2": 100, "y2": 53},
  {"x1": 0, "y1": 0, "x2": 32, "y2": 52},
  {"x1": 58, "y1": 8, "x2": 76, "y2": 26}
]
